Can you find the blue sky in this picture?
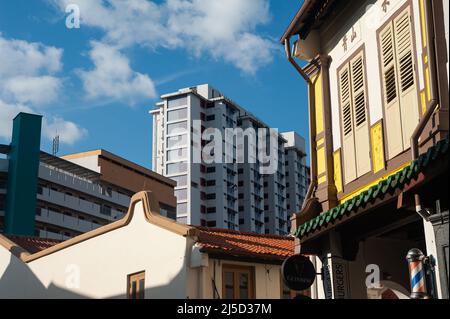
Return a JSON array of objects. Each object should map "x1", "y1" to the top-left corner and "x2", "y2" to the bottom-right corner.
[{"x1": 0, "y1": 0, "x2": 308, "y2": 168}]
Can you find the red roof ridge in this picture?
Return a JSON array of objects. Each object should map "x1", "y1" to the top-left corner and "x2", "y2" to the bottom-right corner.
[
  {"x1": 193, "y1": 226, "x2": 295, "y2": 241},
  {"x1": 6, "y1": 235, "x2": 63, "y2": 254}
]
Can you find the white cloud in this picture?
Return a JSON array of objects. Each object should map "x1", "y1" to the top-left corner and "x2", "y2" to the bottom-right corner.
[
  {"x1": 0, "y1": 35, "x2": 63, "y2": 78},
  {"x1": 0, "y1": 35, "x2": 87, "y2": 146},
  {"x1": 53, "y1": 0, "x2": 276, "y2": 74},
  {"x1": 78, "y1": 42, "x2": 157, "y2": 103},
  {"x1": 0, "y1": 99, "x2": 87, "y2": 146},
  {"x1": 3, "y1": 76, "x2": 62, "y2": 106},
  {"x1": 42, "y1": 116, "x2": 88, "y2": 146},
  {"x1": 0, "y1": 35, "x2": 63, "y2": 107}
]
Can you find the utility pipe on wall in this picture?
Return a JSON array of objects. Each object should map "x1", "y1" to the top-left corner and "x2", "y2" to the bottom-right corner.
[
  {"x1": 411, "y1": 0, "x2": 440, "y2": 219},
  {"x1": 285, "y1": 38, "x2": 318, "y2": 208}
]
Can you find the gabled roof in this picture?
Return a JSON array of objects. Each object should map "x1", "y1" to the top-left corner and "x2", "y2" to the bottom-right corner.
[
  {"x1": 195, "y1": 227, "x2": 295, "y2": 262},
  {"x1": 0, "y1": 191, "x2": 195, "y2": 263},
  {"x1": 296, "y1": 136, "x2": 449, "y2": 240},
  {"x1": 1, "y1": 191, "x2": 295, "y2": 265}
]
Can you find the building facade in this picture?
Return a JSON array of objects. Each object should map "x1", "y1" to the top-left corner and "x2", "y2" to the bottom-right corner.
[
  {"x1": 0, "y1": 113, "x2": 177, "y2": 240},
  {"x1": 151, "y1": 84, "x2": 308, "y2": 235},
  {"x1": 281, "y1": 0, "x2": 449, "y2": 299},
  {"x1": 0, "y1": 191, "x2": 300, "y2": 299},
  {"x1": 282, "y1": 132, "x2": 308, "y2": 221}
]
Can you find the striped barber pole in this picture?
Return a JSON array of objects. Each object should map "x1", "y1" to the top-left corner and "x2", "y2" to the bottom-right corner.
[
  {"x1": 409, "y1": 261, "x2": 426, "y2": 294},
  {"x1": 406, "y1": 249, "x2": 428, "y2": 299}
]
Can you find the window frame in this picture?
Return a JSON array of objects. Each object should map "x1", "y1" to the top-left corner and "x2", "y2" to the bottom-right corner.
[
  {"x1": 127, "y1": 271, "x2": 146, "y2": 299},
  {"x1": 222, "y1": 264, "x2": 255, "y2": 300},
  {"x1": 336, "y1": 45, "x2": 372, "y2": 185},
  {"x1": 376, "y1": 1, "x2": 421, "y2": 160}
]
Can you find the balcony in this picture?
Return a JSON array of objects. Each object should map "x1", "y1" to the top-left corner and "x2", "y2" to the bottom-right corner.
[
  {"x1": 37, "y1": 187, "x2": 124, "y2": 222},
  {"x1": 37, "y1": 208, "x2": 102, "y2": 234},
  {"x1": 39, "y1": 164, "x2": 130, "y2": 207}
]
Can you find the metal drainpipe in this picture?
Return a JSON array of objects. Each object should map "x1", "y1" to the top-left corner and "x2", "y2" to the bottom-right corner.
[
  {"x1": 411, "y1": 0, "x2": 440, "y2": 220},
  {"x1": 284, "y1": 38, "x2": 318, "y2": 207}
]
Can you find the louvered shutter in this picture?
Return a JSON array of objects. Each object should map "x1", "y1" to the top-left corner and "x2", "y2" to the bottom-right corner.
[
  {"x1": 339, "y1": 64, "x2": 357, "y2": 184},
  {"x1": 394, "y1": 7, "x2": 419, "y2": 150},
  {"x1": 380, "y1": 22, "x2": 404, "y2": 159},
  {"x1": 350, "y1": 53, "x2": 371, "y2": 176}
]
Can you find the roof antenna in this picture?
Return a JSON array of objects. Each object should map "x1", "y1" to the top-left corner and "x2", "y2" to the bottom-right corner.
[{"x1": 52, "y1": 131, "x2": 60, "y2": 156}]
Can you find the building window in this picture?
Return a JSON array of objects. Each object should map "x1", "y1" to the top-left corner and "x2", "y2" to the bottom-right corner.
[
  {"x1": 167, "y1": 121, "x2": 187, "y2": 135},
  {"x1": 171, "y1": 175, "x2": 188, "y2": 187},
  {"x1": 338, "y1": 49, "x2": 370, "y2": 184},
  {"x1": 175, "y1": 189, "x2": 188, "y2": 201},
  {"x1": 206, "y1": 194, "x2": 216, "y2": 200},
  {"x1": 206, "y1": 221, "x2": 216, "y2": 227},
  {"x1": 222, "y1": 265, "x2": 255, "y2": 299},
  {"x1": 167, "y1": 96, "x2": 187, "y2": 109},
  {"x1": 167, "y1": 135, "x2": 187, "y2": 149},
  {"x1": 177, "y1": 202, "x2": 188, "y2": 215},
  {"x1": 167, "y1": 108, "x2": 188, "y2": 122},
  {"x1": 127, "y1": 271, "x2": 145, "y2": 299},
  {"x1": 379, "y1": 5, "x2": 419, "y2": 159},
  {"x1": 167, "y1": 162, "x2": 188, "y2": 175},
  {"x1": 206, "y1": 115, "x2": 215, "y2": 121},
  {"x1": 167, "y1": 148, "x2": 187, "y2": 161},
  {"x1": 101, "y1": 205, "x2": 112, "y2": 216}
]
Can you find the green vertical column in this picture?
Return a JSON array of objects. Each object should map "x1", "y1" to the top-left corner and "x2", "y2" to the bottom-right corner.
[{"x1": 5, "y1": 113, "x2": 42, "y2": 236}]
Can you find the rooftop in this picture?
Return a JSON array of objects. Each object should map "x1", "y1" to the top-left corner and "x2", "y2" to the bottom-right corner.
[
  {"x1": 61, "y1": 149, "x2": 176, "y2": 187},
  {"x1": 195, "y1": 227, "x2": 295, "y2": 262},
  {"x1": 5, "y1": 226, "x2": 295, "y2": 263},
  {"x1": 5, "y1": 236, "x2": 62, "y2": 254}
]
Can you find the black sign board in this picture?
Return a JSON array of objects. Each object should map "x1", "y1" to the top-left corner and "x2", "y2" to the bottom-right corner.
[{"x1": 282, "y1": 255, "x2": 316, "y2": 291}]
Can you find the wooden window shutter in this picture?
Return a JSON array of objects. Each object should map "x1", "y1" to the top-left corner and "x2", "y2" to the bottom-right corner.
[
  {"x1": 339, "y1": 64, "x2": 357, "y2": 184},
  {"x1": 380, "y1": 22, "x2": 404, "y2": 159},
  {"x1": 350, "y1": 53, "x2": 371, "y2": 176},
  {"x1": 394, "y1": 7, "x2": 419, "y2": 150}
]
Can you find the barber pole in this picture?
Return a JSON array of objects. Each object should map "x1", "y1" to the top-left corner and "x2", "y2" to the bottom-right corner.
[{"x1": 406, "y1": 249, "x2": 428, "y2": 299}]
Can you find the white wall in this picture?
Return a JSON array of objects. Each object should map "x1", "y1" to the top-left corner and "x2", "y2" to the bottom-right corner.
[{"x1": 0, "y1": 201, "x2": 192, "y2": 299}]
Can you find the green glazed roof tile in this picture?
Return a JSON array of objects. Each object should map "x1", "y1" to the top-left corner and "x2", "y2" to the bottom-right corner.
[{"x1": 296, "y1": 135, "x2": 449, "y2": 239}]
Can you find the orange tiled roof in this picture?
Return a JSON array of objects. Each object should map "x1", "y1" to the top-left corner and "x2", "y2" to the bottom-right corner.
[
  {"x1": 194, "y1": 227, "x2": 295, "y2": 262},
  {"x1": 5, "y1": 228, "x2": 295, "y2": 262},
  {"x1": 6, "y1": 236, "x2": 62, "y2": 254}
]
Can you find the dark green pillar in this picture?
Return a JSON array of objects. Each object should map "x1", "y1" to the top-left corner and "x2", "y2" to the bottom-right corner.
[{"x1": 5, "y1": 113, "x2": 42, "y2": 236}]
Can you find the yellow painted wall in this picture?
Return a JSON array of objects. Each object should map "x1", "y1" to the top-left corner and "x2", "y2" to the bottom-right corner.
[
  {"x1": 312, "y1": 74, "x2": 324, "y2": 135},
  {"x1": 370, "y1": 122, "x2": 385, "y2": 174},
  {"x1": 333, "y1": 150, "x2": 343, "y2": 193}
]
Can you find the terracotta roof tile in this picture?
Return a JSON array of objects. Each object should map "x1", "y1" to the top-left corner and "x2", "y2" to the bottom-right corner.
[
  {"x1": 6, "y1": 236, "x2": 62, "y2": 254},
  {"x1": 194, "y1": 227, "x2": 295, "y2": 261}
]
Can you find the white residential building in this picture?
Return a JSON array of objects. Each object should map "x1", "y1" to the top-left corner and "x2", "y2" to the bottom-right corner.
[
  {"x1": 151, "y1": 84, "x2": 309, "y2": 235},
  {"x1": 281, "y1": 132, "x2": 308, "y2": 221}
]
